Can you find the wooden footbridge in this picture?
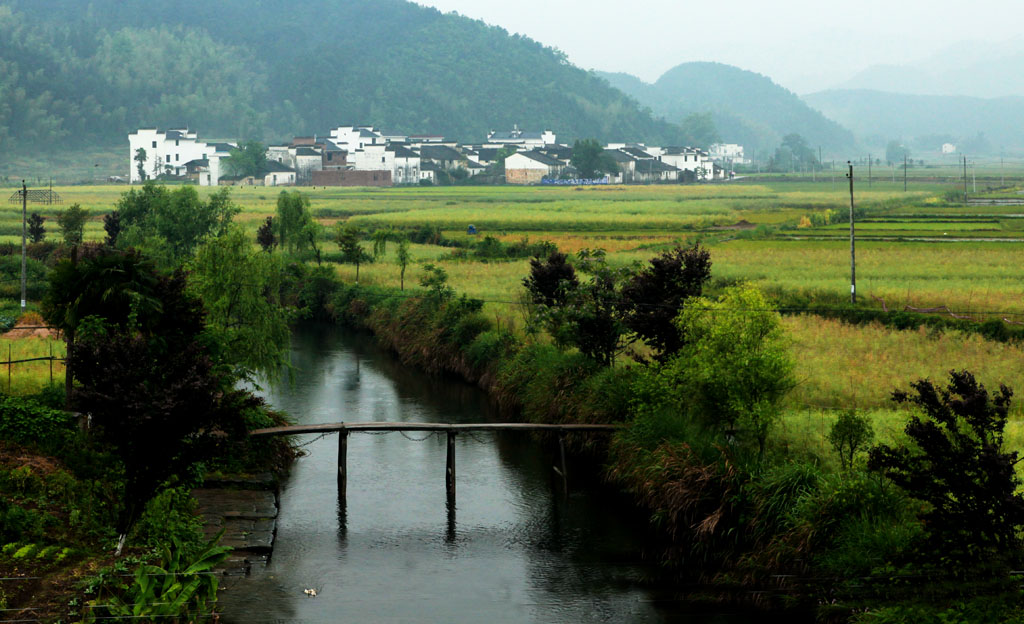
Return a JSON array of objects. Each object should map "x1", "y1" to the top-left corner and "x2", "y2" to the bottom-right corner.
[{"x1": 251, "y1": 422, "x2": 623, "y2": 502}]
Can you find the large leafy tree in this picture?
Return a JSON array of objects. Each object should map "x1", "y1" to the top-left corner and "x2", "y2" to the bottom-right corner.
[
  {"x1": 225, "y1": 140, "x2": 268, "y2": 178},
  {"x1": 275, "y1": 190, "x2": 312, "y2": 255},
  {"x1": 869, "y1": 370, "x2": 1024, "y2": 567},
  {"x1": 113, "y1": 183, "x2": 239, "y2": 267},
  {"x1": 672, "y1": 285, "x2": 794, "y2": 454},
  {"x1": 523, "y1": 251, "x2": 579, "y2": 308},
  {"x1": 188, "y1": 226, "x2": 291, "y2": 382},
  {"x1": 336, "y1": 224, "x2": 371, "y2": 282},
  {"x1": 571, "y1": 139, "x2": 619, "y2": 179},
  {"x1": 56, "y1": 204, "x2": 89, "y2": 246},
  {"x1": 620, "y1": 244, "x2": 711, "y2": 360}
]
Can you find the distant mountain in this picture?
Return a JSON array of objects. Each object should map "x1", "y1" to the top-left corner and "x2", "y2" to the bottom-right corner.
[
  {"x1": 0, "y1": 0, "x2": 686, "y2": 152},
  {"x1": 836, "y1": 37, "x2": 1024, "y2": 98},
  {"x1": 599, "y1": 62, "x2": 857, "y2": 155},
  {"x1": 803, "y1": 89, "x2": 1024, "y2": 153}
]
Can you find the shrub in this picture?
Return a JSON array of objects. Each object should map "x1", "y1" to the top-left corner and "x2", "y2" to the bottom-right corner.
[{"x1": 0, "y1": 395, "x2": 76, "y2": 446}]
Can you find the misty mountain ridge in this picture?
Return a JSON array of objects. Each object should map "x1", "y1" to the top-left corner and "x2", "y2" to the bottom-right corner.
[
  {"x1": 599, "y1": 62, "x2": 857, "y2": 155},
  {"x1": 834, "y1": 36, "x2": 1024, "y2": 98},
  {"x1": 803, "y1": 89, "x2": 1024, "y2": 154},
  {"x1": 0, "y1": 0, "x2": 688, "y2": 153}
]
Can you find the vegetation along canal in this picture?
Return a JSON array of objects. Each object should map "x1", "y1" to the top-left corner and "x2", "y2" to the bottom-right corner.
[{"x1": 218, "y1": 324, "x2": 794, "y2": 623}]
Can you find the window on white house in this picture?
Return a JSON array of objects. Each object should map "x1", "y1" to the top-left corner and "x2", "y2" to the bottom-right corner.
[
  {"x1": 152, "y1": 141, "x2": 157, "y2": 148},
  {"x1": 175, "y1": 140, "x2": 179, "y2": 146},
  {"x1": 176, "y1": 154, "x2": 180, "y2": 161}
]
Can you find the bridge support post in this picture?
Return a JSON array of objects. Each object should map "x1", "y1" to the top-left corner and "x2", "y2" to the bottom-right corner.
[
  {"x1": 558, "y1": 432, "x2": 569, "y2": 496},
  {"x1": 337, "y1": 428, "x2": 348, "y2": 501},
  {"x1": 446, "y1": 430, "x2": 456, "y2": 503}
]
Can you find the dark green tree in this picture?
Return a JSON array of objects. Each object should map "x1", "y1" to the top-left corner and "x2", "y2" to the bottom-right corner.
[
  {"x1": 27, "y1": 212, "x2": 45, "y2": 243},
  {"x1": 869, "y1": 370, "x2": 1024, "y2": 567},
  {"x1": 134, "y1": 147, "x2": 148, "y2": 182},
  {"x1": 56, "y1": 204, "x2": 89, "y2": 245},
  {"x1": 336, "y1": 224, "x2": 370, "y2": 282},
  {"x1": 620, "y1": 244, "x2": 711, "y2": 360},
  {"x1": 571, "y1": 139, "x2": 619, "y2": 179},
  {"x1": 225, "y1": 140, "x2": 268, "y2": 178},
  {"x1": 256, "y1": 216, "x2": 276, "y2": 252},
  {"x1": 103, "y1": 210, "x2": 121, "y2": 247}
]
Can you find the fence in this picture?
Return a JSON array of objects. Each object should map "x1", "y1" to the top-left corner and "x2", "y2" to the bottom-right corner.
[{"x1": 0, "y1": 332, "x2": 65, "y2": 392}]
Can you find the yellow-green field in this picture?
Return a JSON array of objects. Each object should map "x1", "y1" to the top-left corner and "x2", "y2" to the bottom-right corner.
[{"x1": 5, "y1": 179, "x2": 1024, "y2": 440}]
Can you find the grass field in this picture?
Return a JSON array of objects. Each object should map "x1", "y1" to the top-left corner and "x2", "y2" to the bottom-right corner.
[{"x1": 5, "y1": 177, "x2": 1024, "y2": 444}]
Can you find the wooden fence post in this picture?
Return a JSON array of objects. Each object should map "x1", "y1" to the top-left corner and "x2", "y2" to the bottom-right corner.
[
  {"x1": 446, "y1": 429, "x2": 456, "y2": 502},
  {"x1": 48, "y1": 342, "x2": 53, "y2": 384}
]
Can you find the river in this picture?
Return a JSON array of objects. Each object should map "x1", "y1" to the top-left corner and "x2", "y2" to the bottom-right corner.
[{"x1": 219, "y1": 324, "x2": 792, "y2": 623}]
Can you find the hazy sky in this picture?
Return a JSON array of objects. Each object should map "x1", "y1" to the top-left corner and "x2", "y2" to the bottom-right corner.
[{"x1": 416, "y1": 0, "x2": 1023, "y2": 93}]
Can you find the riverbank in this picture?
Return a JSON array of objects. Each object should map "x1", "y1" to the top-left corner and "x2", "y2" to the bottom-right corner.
[{"x1": 307, "y1": 277, "x2": 1024, "y2": 623}]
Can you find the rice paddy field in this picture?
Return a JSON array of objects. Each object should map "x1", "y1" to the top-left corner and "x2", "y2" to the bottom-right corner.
[{"x1": 4, "y1": 175, "x2": 1024, "y2": 453}]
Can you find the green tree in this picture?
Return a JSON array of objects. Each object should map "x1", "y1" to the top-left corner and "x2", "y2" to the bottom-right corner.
[
  {"x1": 56, "y1": 203, "x2": 89, "y2": 245},
  {"x1": 336, "y1": 224, "x2": 370, "y2": 282},
  {"x1": 115, "y1": 184, "x2": 238, "y2": 267},
  {"x1": 679, "y1": 112, "x2": 720, "y2": 149},
  {"x1": 869, "y1": 370, "x2": 1024, "y2": 567},
  {"x1": 885, "y1": 140, "x2": 911, "y2": 165},
  {"x1": 302, "y1": 220, "x2": 326, "y2": 266},
  {"x1": 571, "y1": 139, "x2": 618, "y2": 179},
  {"x1": 828, "y1": 410, "x2": 874, "y2": 470},
  {"x1": 256, "y1": 216, "x2": 276, "y2": 252},
  {"x1": 224, "y1": 140, "x2": 268, "y2": 178},
  {"x1": 672, "y1": 284, "x2": 795, "y2": 455},
  {"x1": 27, "y1": 212, "x2": 45, "y2": 243},
  {"x1": 134, "y1": 147, "x2": 148, "y2": 182},
  {"x1": 275, "y1": 190, "x2": 312, "y2": 255},
  {"x1": 419, "y1": 263, "x2": 454, "y2": 302},
  {"x1": 395, "y1": 236, "x2": 411, "y2": 290},
  {"x1": 188, "y1": 226, "x2": 291, "y2": 382}
]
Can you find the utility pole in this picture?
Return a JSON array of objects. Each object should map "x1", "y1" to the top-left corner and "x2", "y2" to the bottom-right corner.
[
  {"x1": 832, "y1": 159, "x2": 836, "y2": 190},
  {"x1": 868, "y1": 154, "x2": 872, "y2": 188},
  {"x1": 972, "y1": 161, "x2": 976, "y2": 193},
  {"x1": 847, "y1": 162, "x2": 856, "y2": 304},
  {"x1": 963, "y1": 155, "x2": 968, "y2": 203},
  {"x1": 904, "y1": 154, "x2": 907, "y2": 192},
  {"x1": 20, "y1": 181, "x2": 26, "y2": 313}
]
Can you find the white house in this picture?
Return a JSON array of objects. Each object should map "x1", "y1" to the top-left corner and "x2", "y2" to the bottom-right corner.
[
  {"x1": 660, "y1": 147, "x2": 716, "y2": 180},
  {"x1": 487, "y1": 126, "x2": 556, "y2": 150},
  {"x1": 328, "y1": 126, "x2": 386, "y2": 153},
  {"x1": 349, "y1": 143, "x2": 395, "y2": 174},
  {"x1": 128, "y1": 128, "x2": 233, "y2": 185},
  {"x1": 387, "y1": 144, "x2": 422, "y2": 185},
  {"x1": 504, "y1": 150, "x2": 564, "y2": 184},
  {"x1": 263, "y1": 160, "x2": 296, "y2": 187}
]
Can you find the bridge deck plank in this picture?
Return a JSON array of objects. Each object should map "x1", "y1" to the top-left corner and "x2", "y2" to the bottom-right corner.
[{"x1": 251, "y1": 422, "x2": 623, "y2": 437}]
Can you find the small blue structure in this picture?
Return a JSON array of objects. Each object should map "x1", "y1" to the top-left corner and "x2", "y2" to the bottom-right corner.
[{"x1": 467, "y1": 224, "x2": 477, "y2": 235}]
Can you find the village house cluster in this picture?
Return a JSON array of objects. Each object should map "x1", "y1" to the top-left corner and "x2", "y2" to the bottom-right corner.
[{"x1": 128, "y1": 125, "x2": 735, "y2": 187}]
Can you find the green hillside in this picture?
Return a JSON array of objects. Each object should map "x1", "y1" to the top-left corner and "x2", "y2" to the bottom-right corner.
[
  {"x1": 803, "y1": 89, "x2": 1024, "y2": 154},
  {"x1": 0, "y1": 0, "x2": 686, "y2": 154},
  {"x1": 599, "y1": 62, "x2": 856, "y2": 155}
]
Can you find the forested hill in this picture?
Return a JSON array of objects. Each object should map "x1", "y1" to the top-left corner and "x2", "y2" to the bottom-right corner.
[
  {"x1": 598, "y1": 62, "x2": 857, "y2": 155},
  {"x1": 0, "y1": 0, "x2": 686, "y2": 151}
]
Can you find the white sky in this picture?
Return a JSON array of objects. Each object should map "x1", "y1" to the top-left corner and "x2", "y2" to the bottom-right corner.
[{"x1": 416, "y1": 0, "x2": 1023, "y2": 93}]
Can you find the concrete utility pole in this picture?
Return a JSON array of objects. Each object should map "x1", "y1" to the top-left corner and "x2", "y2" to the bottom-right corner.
[
  {"x1": 20, "y1": 181, "x2": 26, "y2": 313},
  {"x1": 963, "y1": 155, "x2": 969, "y2": 203},
  {"x1": 847, "y1": 162, "x2": 856, "y2": 304},
  {"x1": 904, "y1": 154, "x2": 907, "y2": 192}
]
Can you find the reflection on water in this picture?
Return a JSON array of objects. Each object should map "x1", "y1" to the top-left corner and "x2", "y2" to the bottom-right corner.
[{"x1": 219, "y1": 324, "x2": 793, "y2": 623}]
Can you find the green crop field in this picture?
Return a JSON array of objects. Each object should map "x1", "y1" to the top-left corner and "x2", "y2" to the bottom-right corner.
[{"x1": 5, "y1": 177, "x2": 1024, "y2": 446}]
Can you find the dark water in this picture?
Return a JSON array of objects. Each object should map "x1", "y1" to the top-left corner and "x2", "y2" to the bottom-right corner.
[{"x1": 219, "y1": 325, "x2": 784, "y2": 623}]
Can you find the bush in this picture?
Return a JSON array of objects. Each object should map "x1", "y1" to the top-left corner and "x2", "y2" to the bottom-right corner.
[{"x1": 0, "y1": 395, "x2": 76, "y2": 446}]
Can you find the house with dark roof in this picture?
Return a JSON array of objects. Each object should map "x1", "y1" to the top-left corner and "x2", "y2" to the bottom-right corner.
[
  {"x1": 419, "y1": 144, "x2": 468, "y2": 171},
  {"x1": 264, "y1": 160, "x2": 296, "y2": 186},
  {"x1": 504, "y1": 150, "x2": 566, "y2": 184}
]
